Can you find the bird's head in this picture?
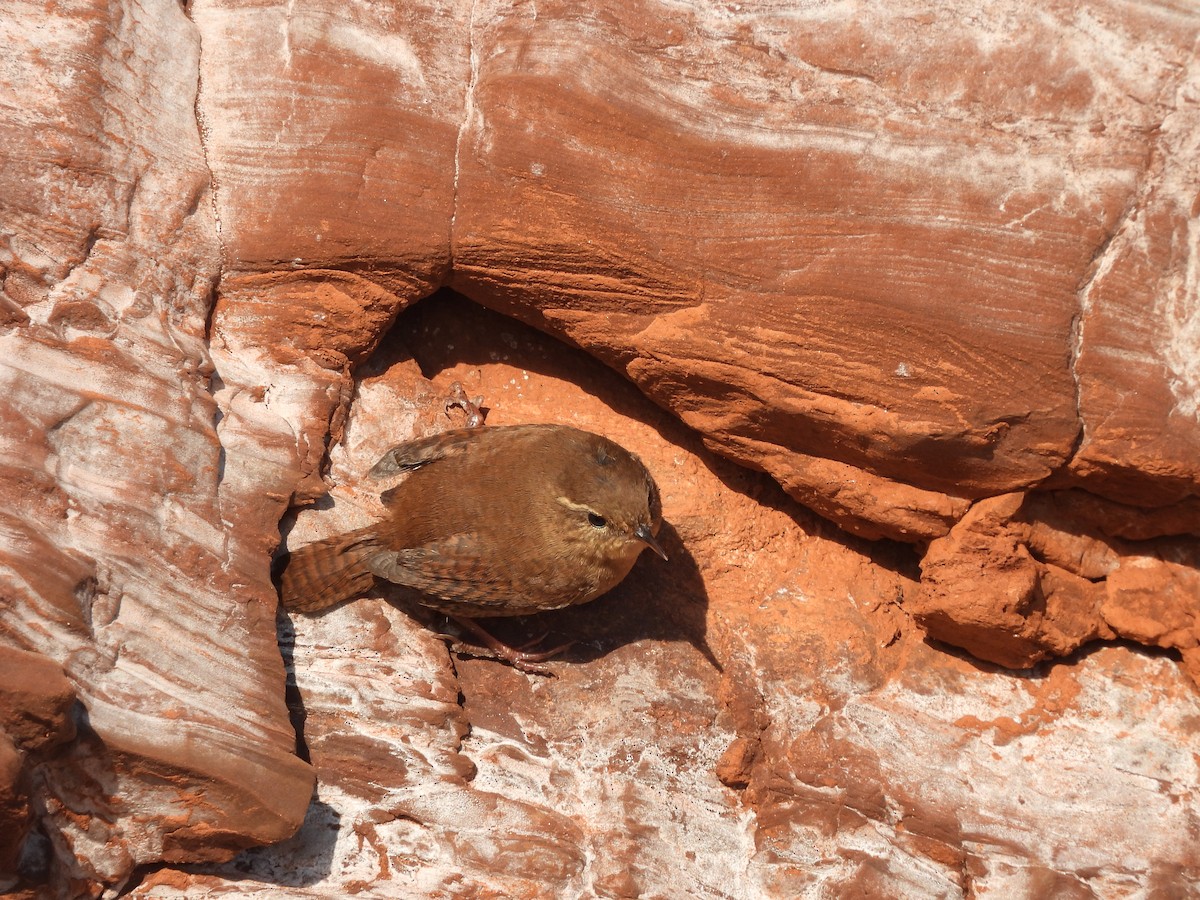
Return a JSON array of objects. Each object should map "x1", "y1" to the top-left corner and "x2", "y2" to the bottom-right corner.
[{"x1": 554, "y1": 434, "x2": 666, "y2": 569}]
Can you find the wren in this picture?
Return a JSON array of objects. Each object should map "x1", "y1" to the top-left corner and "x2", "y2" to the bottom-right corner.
[{"x1": 279, "y1": 424, "x2": 666, "y2": 629}]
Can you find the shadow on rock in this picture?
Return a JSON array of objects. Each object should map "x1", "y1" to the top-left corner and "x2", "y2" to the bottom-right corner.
[
  {"x1": 202, "y1": 794, "x2": 342, "y2": 889},
  {"x1": 274, "y1": 606, "x2": 310, "y2": 762}
]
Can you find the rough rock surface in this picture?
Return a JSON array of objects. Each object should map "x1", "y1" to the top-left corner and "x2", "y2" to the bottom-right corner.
[
  {"x1": 0, "y1": 1, "x2": 311, "y2": 895},
  {"x1": 0, "y1": 0, "x2": 1197, "y2": 897},
  {"x1": 912, "y1": 491, "x2": 1200, "y2": 677},
  {"x1": 0, "y1": 648, "x2": 76, "y2": 888},
  {"x1": 445, "y1": 0, "x2": 1200, "y2": 544},
  {"x1": 144, "y1": 298, "x2": 1200, "y2": 898}
]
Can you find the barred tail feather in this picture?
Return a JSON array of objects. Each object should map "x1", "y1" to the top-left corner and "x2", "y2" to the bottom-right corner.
[{"x1": 279, "y1": 528, "x2": 381, "y2": 613}]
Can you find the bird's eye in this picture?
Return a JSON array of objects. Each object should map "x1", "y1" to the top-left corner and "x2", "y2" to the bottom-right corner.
[{"x1": 587, "y1": 512, "x2": 607, "y2": 528}]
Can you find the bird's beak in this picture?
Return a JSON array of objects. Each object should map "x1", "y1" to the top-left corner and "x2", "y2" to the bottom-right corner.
[{"x1": 634, "y1": 523, "x2": 668, "y2": 561}]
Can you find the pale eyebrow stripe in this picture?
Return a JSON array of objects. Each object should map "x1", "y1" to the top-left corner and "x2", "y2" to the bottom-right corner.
[{"x1": 556, "y1": 496, "x2": 594, "y2": 513}]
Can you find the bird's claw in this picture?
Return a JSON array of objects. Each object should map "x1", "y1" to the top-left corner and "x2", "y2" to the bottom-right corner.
[{"x1": 444, "y1": 616, "x2": 573, "y2": 675}]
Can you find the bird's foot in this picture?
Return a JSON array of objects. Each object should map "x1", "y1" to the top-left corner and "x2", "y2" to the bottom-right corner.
[
  {"x1": 444, "y1": 382, "x2": 486, "y2": 429},
  {"x1": 446, "y1": 616, "x2": 574, "y2": 676}
]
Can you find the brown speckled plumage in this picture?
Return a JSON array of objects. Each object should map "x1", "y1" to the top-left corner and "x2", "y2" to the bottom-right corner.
[{"x1": 279, "y1": 424, "x2": 664, "y2": 616}]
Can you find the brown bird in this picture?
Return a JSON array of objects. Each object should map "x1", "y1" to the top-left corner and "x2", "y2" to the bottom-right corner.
[{"x1": 279, "y1": 424, "x2": 666, "y2": 653}]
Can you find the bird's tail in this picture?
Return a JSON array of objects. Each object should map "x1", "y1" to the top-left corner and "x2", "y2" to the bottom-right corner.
[{"x1": 278, "y1": 527, "x2": 381, "y2": 613}]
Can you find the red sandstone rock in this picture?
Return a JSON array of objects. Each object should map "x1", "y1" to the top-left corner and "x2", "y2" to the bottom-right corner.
[
  {"x1": 913, "y1": 489, "x2": 1200, "y2": 673},
  {"x1": 193, "y1": 0, "x2": 1200, "y2": 545},
  {"x1": 0, "y1": 648, "x2": 76, "y2": 755},
  {"x1": 913, "y1": 493, "x2": 1111, "y2": 668},
  {"x1": 446, "y1": 1, "x2": 1200, "y2": 544},
  {"x1": 0, "y1": 733, "x2": 28, "y2": 886},
  {"x1": 0, "y1": 649, "x2": 75, "y2": 887},
  {"x1": 1, "y1": 0, "x2": 312, "y2": 894},
  {"x1": 138, "y1": 297, "x2": 1199, "y2": 898},
  {"x1": 1, "y1": 0, "x2": 1197, "y2": 896},
  {"x1": 1067, "y1": 47, "x2": 1200, "y2": 509}
]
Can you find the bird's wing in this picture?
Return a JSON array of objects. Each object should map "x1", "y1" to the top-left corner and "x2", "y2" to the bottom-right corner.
[
  {"x1": 365, "y1": 532, "x2": 510, "y2": 603},
  {"x1": 368, "y1": 428, "x2": 482, "y2": 477}
]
